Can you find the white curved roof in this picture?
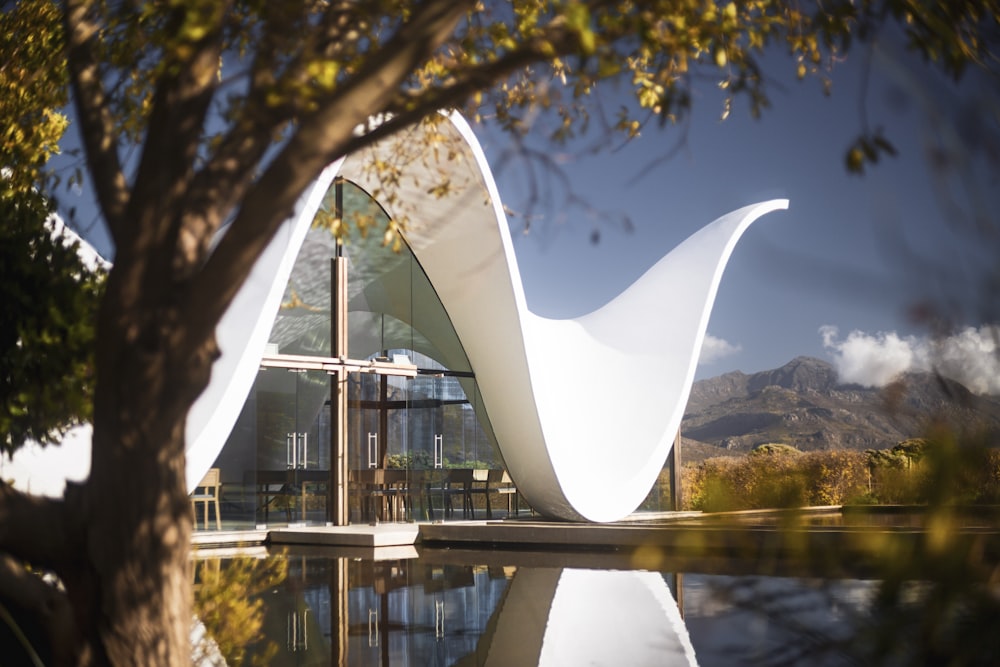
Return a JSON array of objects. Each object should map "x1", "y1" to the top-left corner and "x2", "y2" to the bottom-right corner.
[
  {"x1": 187, "y1": 112, "x2": 787, "y2": 522},
  {"x1": 4, "y1": 113, "x2": 786, "y2": 522}
]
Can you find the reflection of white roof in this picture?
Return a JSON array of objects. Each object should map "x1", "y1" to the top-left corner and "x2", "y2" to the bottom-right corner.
[
  {"x1": 6, "y1": 113, "x2": 786, "y2": 521},
  {"x1": 485, "y1": 567, "x2": 698, "y2": 666}
]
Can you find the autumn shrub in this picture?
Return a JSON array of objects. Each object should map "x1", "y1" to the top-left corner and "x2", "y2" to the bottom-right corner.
[
  {"x1": 686, "y1": 440, "x2": 1000, "y2": 511},
  {"x1": 800, "y1": 450, "x2": 869, "y2": 506},
  {"x1": 742, "y1": 450, "x2": 810, "y2": 509},
  {"x1": 686, "y1": 449, "x2": 870, "y2": 511},
  {"x1": 680, "y1": 463, "x2": 706, "y2": 511},
  {"x1": 686, "y1": 451, "x2": 807, "y2": 511},
  {"x1": 867, "y1": 465, "x2": 927, "y2": 504},
  {"x1": 684, "y1": 456, "x2": 739, "y2": 512}
]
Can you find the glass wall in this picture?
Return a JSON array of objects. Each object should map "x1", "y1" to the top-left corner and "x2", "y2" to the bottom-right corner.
[{"x1": 200, "y1": 179, "x2": 509, "y2": 530}]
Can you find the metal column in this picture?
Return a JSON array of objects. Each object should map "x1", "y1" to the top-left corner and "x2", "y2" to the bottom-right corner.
[{"x1": 329, "y1": 233, "x2": 350, "y2": 525}]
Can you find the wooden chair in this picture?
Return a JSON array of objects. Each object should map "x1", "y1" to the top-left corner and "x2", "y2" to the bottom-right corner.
[
  {"x1": 488, "y1": 469, "x2": 519, "y2": 518},
  {"x1": 191, "y1": 468, "x2": 222, "y2": 530}
]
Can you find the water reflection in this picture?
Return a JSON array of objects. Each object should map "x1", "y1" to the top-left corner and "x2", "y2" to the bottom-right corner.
[
  {"x1": 684, "y1": 575, "x2": 875, "y2": 666},
  {"x1": 479, "y1": 568, "x2": 695, "y2": 666},
  {"x1": 194, "y1": 546, "x2": 887, "y2": 666}
]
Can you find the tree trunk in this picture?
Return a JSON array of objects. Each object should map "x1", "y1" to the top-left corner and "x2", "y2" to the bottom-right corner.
[{"x1": 68, "y1": 252, "x2": 215, "y2": 666}]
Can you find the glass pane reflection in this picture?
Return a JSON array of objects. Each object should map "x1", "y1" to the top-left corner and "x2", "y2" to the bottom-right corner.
[{"x1": 201, "y1": 176, "x2": 593, "y2": 530}]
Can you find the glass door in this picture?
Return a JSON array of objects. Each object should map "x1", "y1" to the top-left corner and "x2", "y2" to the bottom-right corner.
[
  {"x1": 408, "y1": 374, "x2": 449, "y2": 522},
  {"x1": 348, "y1": 372, "x2": 381, "y2": 524},
  {"x1": 255, "y1": 369, "x2": 330, "y2": 526}
]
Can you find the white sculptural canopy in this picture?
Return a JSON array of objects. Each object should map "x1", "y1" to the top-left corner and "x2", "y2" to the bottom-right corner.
[
  {"x1": 186, "y1": 111, "x2": 787, "y2": 522},
  {"x1": 1, "y1": 113, "x2": 786, "y2": 523}
]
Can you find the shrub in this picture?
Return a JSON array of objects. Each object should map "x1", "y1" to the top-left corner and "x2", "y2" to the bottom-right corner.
[
  {"x1": 685, "y1": 449, "x2": 869, "y2": 511},
  {"x1": 801, "y1": 450, "x2": 869, "y2": 506},
  {"x1": 751, "y1": 443, "x2": 803, "y2": 457}
]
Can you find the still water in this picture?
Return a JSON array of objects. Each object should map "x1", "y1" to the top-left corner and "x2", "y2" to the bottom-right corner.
[{"x1": 194, "y1": 545, "x2": 882, "y2": 666}]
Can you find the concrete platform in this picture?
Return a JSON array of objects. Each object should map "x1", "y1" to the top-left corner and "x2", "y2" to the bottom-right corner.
[
  {"x1": 190, "y1": 522, "x2": 421, "y2": 550},
  {"x1": 419, "y1": 519, "x2": 689, "y2": 549},
  {"x1": 191, "y1": 529, "x2": 268, "y2": 549},
  {"x1": 269, "y1": 523, "x2": 420, "y2": 548}
]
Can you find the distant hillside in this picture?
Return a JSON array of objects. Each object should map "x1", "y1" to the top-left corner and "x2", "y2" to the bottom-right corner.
[{"x1": 679, "y1": 356, "x2": 1000, "y2": 461}]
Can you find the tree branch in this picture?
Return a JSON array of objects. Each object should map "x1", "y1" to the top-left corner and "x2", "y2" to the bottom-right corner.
[
  {"x1": 173, "y1": 2, "x2": 357, "y2": 278},
  {"x1": 183, "y1": 0, "x2": 474, "y2": 342},
  {"x1": 124, "y1": 1, "x2": 229, "y2": 268},
  {"x1": 335, "y1": 25, "x2": 590, "y2": 160},
  {"x1": 63, "y1": 0, "x2": 129, "y2": 241},
  {"x1": 0, "y1": 554, "x2": 76, "y2": 667},
  {"x1": 0, "y1": 483, "x2": 73, "y2": 574}
]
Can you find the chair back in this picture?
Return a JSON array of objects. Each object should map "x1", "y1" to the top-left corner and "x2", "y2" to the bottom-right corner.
[
  {"x1": 440, "y1": 468, "x2": 467, "y2": 484},
  {"x1": 198, "y1": 468, "x2": 220, "y2": 491},
  {"x1": 355, "y1": 468, "x2": 385, "y2": 487}
]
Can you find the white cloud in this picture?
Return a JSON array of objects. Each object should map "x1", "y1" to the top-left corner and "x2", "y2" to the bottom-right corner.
[
  {"x1": 932, "y1": 327, "x2": 1000, "y2": 395},
  {"x1": 699, "y1": 334, "x2": 742, "y2": 365},
  {"x1": 819, "y1": 325, "x2": 924, "y2": 387},
  {"x1": 819, "y1": 324, "x2": 1000, "y2": 394}
]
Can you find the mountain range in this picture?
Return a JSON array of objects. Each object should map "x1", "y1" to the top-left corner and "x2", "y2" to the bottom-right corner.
[{"x1": 679, "y1": 356, "x2": 1000, "y2": 462}]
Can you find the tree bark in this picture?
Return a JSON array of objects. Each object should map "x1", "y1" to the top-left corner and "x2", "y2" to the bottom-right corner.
[
  {"x1": 66, "y1": 247, "x2": 214, "y2": 666},
  {"x1": 0, "y1": 554, "x2": 76, "y2": 666}
]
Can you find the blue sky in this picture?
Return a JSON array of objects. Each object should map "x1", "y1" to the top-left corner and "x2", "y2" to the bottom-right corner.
[{"x1": 480, "y1": 39, "x2": 1000, "y2": 388}]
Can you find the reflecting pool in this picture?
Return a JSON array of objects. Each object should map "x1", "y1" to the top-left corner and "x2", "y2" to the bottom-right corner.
[{"x1": 193, "y1": 546, "x2": 898, "y2": 666}]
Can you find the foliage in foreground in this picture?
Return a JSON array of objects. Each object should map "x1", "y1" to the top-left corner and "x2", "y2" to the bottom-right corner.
[
  {"x1": 1, "y1": 0, "x2": 105, "y2": 454},
  {"x1": 0, "y1": 189, "x2": 105, "y2": 454}
]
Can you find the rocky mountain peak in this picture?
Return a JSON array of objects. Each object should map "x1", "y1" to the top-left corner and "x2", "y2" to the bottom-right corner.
[
  {"x1": 687, "y1": 356, "x2": 836, "y2": 413},
  {"x1": 747, "y1": 356, "x2": 838, "y2": 394},
  {"x1": 680, "y1": 356, "x2": 1000, "y2": 461}
]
